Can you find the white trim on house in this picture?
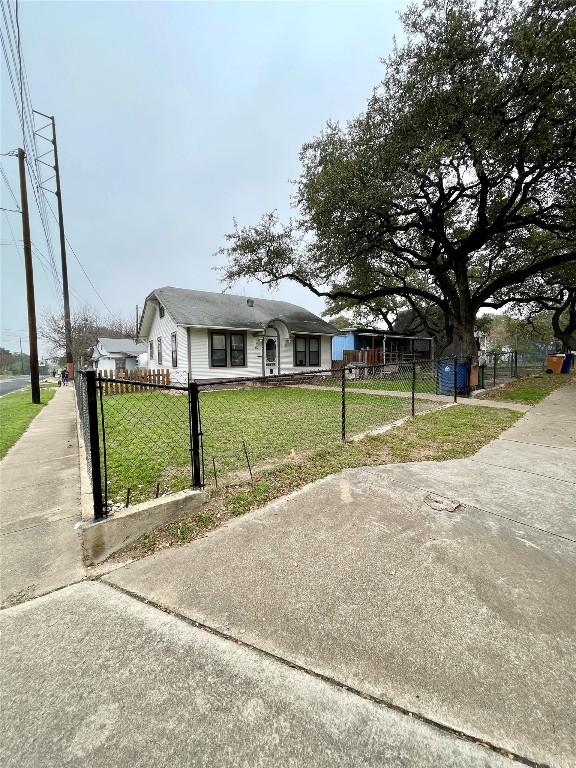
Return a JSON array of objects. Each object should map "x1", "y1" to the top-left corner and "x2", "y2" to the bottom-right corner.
[{"x1": 139, "y1": 292, "x2": 335, "y2": 382}]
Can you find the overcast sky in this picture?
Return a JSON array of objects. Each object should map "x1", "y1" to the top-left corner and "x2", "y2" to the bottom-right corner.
[{"x1": 1, "y1": 0, "x2": 405, "y2": 357}]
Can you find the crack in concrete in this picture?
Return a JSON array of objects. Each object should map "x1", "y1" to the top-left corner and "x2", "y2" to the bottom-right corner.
[{"x1": 100, "y1": 578, "x2": 549, "y2": 768}]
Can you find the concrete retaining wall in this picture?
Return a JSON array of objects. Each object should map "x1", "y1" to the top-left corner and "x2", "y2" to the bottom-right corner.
[{"x1": 77, "y1": 489, "x2": 207, "y2": 565}]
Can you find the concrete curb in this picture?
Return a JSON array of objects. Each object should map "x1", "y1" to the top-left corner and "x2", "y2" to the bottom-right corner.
[
  {"x1": 73, "y1": 387, "x2": 209, "y2": 564},
  {"x1": 77, "y1": 488, "x2": 208, "y2": 565}
]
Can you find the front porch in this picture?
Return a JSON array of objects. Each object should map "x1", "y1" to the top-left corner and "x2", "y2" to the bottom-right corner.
[{"x1": 338, "y1": 332, "x2": 434, "y2": 366}]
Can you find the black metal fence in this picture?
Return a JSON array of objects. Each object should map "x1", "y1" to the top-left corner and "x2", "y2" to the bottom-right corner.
[
  {"x1": 76, "y1": 371, "x2": 202, "y2": 519},
  {"x1": 75, "y1": 359, "x2": 473, "y2": 519},
  {"x1": 481, "y1": 348, "x2": 547, "y2": 389}
]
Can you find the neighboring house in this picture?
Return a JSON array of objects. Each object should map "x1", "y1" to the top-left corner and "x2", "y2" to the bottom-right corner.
[
  {"x1": 137, "y1": 287, "x2": 338, "y2": 382},
  {"x1": 91, "y1": 337, "x2": 148, "y2": 371},
  {"x1": 332, "y1": 327, "x2": 434, "y2": 365}
]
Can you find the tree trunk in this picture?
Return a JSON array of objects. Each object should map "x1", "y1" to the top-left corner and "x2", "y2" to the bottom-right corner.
[
  {"x1": 551, "y1": 289, "x2": 576, "y2": 353},
  {"x1": 452, "y1": 265, "x2": 478, "y2": 359},
  {"x1": 453, "y1": 316, "x2": 478, "y2": 359}
]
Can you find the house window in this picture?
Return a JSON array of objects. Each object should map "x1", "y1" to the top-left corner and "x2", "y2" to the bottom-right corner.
[
  {"x1": 157, "y1": 337, "x2": 162, "y2": 365},
  {"x1": 159, "y1": 304, "x2": 165, "y2": 318},
  {"x1": 294, "y1": 336, "x2": 321, "y2": 367},
  {"x1": 230, "y1": 333, "x2": 246, "y2": 367},
  {"x1": 210, "y1": 333, "x2": 227, "y2": 367},
  {"x1": 210, "y1": 331, "x2": 246, "y2": 368},
  {"x1": 309, "y1": 337, "x2": 320, "y2": 366},
  {"x1": 295, "y1": 337, "x2": 307, "y2": 366},
  {"x1": 149, "y1": 340, "x2": 154, "y2": 360},
  {"x1": 171, "y1": 332, "x2": 178, "y2": 368}
]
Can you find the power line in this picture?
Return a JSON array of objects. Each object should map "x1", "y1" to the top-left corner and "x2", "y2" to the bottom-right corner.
[
  {"x1": 1, "y1": 210, "x2": 61, "y2": 297},
  {"x1": 0, "y1": 163, "x2": 20, "y2": 209},
  {"x1": 42, "y1": 195, "x2": 114, "y2": 315},
  {"x1": 1, "y1": 3, "x2": 113, "y2": 323},
  {"x1": 1, "y1": 3, "x2": 60, "y2": 285}
]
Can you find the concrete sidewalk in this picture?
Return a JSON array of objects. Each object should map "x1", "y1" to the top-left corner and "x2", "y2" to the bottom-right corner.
[
  {"x1": 1, "y1": 581, "x2": 516, "y2": 768},
  {"x1": 103, "y1": 379, "x2": 575, "y2": 767},
  {"x1": 0, "y1": 387, "x2": 84, "y2": 607}
]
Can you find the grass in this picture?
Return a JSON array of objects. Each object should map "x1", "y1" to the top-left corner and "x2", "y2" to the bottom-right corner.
[
  {"x1": 478, "y1": 372, "x2": 573, "y2": 405},
  {"x1": 0, "y1": 388, "x2": 55, "y2": 459},
  {"x1": 111, "y1": 403, "x2": 522, "y2": 562},
  {"x1": 100, "y1": 386, "x2": 440, "y2": 505},
  {"x1": 315, "y1": 368, "x2": 438, "y2": 394}
]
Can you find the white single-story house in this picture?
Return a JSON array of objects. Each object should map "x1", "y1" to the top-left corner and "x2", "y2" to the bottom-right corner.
[
  {"x1": 91, "y1": 337, "x2": 148, "y2": 371},
  {"x1": 137, "y1": 287, "x2": 338, "y2": 382}
]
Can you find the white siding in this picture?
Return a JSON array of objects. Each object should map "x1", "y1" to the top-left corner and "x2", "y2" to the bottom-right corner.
[
  {"x1": 188, "y1": 321, "x2": 332, "y2": 380},
  {"x1": 145, "y1": 305, "x2": 189, "y2": 383},
  {"x1": 278, "y1": 327, "x2": 332, "y2": 373},
  {"x1": 189, "y1": 328, "x2": 263, "y2": 380},
  {"x1": 143, "y1": 304, "x2": 333, "y2": 382},
  {"x1": 97, "y1": 357, "x2": 115, "y2": 371}
]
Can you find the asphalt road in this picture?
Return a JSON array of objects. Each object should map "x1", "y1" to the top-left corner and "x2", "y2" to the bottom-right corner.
[{"x1": 0, "y1": 376, "x2": 31, "y2": 397}]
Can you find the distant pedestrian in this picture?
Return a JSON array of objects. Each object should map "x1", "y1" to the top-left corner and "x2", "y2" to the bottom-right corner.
[
  {"x1": 63, "y1": 371, "x2": 69, "y2": 387},
  {"x1": 61, "y1": 370, "x2": 67, "y2": 387}
]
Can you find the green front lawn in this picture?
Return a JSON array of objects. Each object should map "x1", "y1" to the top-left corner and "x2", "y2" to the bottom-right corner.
[
  {"x1": 347, "y1": 376, "x2": 437, "y2": 394},
  {"x1": 478, "y1": 372, "x2": 573, "y2": 405},
  {"x1": 99, "y1": 386, "x2": 440, "y2": 505},
  {"x1": 312, "y1": 368, "x2": 438, "y2": 394},
  {"x1": 0, "y1": 388, "x2": 55, "y2": 459},
  {"x1": 117, "y1": 404, "x2": 522, "y2": 561}
]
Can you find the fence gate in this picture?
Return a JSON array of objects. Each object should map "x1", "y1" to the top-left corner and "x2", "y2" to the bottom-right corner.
[{"x1": 76, "y1": 371, "x2": 204, "y2": 519}]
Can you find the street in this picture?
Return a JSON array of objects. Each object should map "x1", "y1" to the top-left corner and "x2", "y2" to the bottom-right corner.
[{"x1": 0, "y1": 376, "x2": 31, "y2": 397}]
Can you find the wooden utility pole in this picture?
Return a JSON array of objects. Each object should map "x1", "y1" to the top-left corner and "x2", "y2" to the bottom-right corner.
[
  {"x1": 35, "y1": 110, "x2": 74, "y2": 378},
  {"x1": 17, "y1": 148, "x2": 40, "y2": 403}
]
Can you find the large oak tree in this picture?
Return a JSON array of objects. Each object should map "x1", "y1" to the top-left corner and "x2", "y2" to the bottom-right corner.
[{"x1": 220, "y1": 0, "x2": 576, "y2": 357}]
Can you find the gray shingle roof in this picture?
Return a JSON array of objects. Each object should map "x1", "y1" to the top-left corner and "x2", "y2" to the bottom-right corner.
[
  {"x1": 144, "y1": 287, "x2": 338, "y2": 335},
  {"x1": 97, "y1": 337, "x2": 147, "y2": 356}
]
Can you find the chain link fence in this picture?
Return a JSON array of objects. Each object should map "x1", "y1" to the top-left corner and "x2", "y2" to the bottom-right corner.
[
  {"x1": 481, "y1": 343, "x2": 550, "y2": 389},
  {"x1": 75, "y1": 359, "x2": 471, "y2": 517},
  {"x1": 97, "y1": 377, "x2": 194, "y2": 511},
  {"x1": 75, "y1": 372, "x2": 93, "y2": 483},
  {"x1": 198, "y1": 362, "x2": 454, "y2": 488}
]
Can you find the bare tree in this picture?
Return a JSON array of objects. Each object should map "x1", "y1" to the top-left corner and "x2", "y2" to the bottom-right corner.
[{"x1": 40, "y1": 306, "x2": 135, "y2": 368}]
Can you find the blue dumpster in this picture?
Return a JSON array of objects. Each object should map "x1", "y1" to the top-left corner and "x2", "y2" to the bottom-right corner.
[{"x1": 437, "y1": 360, "x2": 469, "y2": 395}]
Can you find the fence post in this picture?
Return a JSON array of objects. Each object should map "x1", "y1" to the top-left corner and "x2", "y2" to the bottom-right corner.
[
  {"x1": 188, "y1": 381, "x2": 203, "y2": 488},
  {"x1": 341, "y1": 364, "x2": 346, "y2": 442},
  {"x1": 85, "y1": 370, "x2": 105, "y2": 520},
  {"x1": 493, "y1": 355, "x2": 497, "y2": 387},
  {"x1": 452, "y1": 355, "x2": 457, "y2": 403},
  {"x1": 514, "y1": 350, "x2": 518, "y2": 378},
  {"x1": 411, "y1": 360, "x2": 416, "y2": 416}
]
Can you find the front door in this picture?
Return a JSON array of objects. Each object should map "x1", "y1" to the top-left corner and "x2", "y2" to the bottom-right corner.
[{"x1": 265, "y1": 337, "x2": 278, "y2": 376}]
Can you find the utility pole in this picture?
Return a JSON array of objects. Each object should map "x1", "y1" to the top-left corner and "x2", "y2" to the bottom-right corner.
[
  {"x1": 19, "y1": 337, "x2": 24, "y2": 374},
  {"x1": 34, "y1": 110, "x2": 74, "y2": 378},
  {"x1": 17, "y1": 148, "x2": 40, "y2": 404},
  {"x1": 135, "y1": 305, "x2": 139, "y2": 339}
]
